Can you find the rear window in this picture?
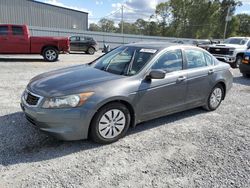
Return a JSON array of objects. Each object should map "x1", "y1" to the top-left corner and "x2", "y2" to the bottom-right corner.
[
  {"x1": 12, "y1": 26, "x2": 24, "y2": 35},
  {"x1": 0, "y1": 26, "x2": 8, "y2": 35}
]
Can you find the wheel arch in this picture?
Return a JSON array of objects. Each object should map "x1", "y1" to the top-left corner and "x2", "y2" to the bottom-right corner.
[
  {"x1": 214, "y1": 81, "x2": 226, "y2": 100},
  {"x1": 88, "y1": 98, "x2": 136, "y2": 137},
  {"x1": 41, "y1": 45, "x2": 59, "y2": 54},
  {"x1": 236, "y1": 52, "x2": 245, "y2": 58}
]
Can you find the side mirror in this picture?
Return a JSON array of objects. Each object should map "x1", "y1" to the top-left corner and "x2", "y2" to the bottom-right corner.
[{"x1": 146, "y1": 69, "x2": 166, "y2": 80}]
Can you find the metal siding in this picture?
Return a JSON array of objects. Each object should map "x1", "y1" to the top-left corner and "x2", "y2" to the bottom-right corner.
[
  {"x1": 28, "y1": 26, "x2": 200, "y2": 49},
  {"x1": 0, "y1": 0, "x2": 88, "y2": 30}
]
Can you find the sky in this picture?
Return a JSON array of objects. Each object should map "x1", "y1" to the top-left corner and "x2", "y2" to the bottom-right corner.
[{"x1": 36, "y1": 0, "x2": 250, "y2": 24}]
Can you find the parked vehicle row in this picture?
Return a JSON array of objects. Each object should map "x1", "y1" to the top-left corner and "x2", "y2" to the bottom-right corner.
[
  {"x1": 208, "y1": 37, "x2": 250, "y2": 68},
  {"x1": 0, "y1": 24, "x2": 70, "y2": 62},
  {"x1": 0, "y1": 24, "x2": 99, "y2": 62},
  {"x1": 21, "y1": 42, "x2": 233, "y2": 144}
]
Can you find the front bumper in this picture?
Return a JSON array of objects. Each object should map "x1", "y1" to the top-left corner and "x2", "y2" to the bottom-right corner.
[
  {"x1": 212, "y1": 54, "x2": 236, "y2": 64},
  {"x1": 20, "y1": 100, "x2": 95, "y2": 141}
]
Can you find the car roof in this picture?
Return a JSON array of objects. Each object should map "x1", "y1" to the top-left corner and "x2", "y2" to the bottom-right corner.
[
  {"x1": 124, "y1": 41, "x2": 200, "y2": 51},
  {"x1": 125, "y1": 42, "x2": 182, "y2": 50}
]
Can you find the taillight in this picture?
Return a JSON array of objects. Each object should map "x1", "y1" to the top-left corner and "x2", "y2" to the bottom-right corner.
[{"x1": 242, "y1": 56, "x2": 249, "y2": 64}]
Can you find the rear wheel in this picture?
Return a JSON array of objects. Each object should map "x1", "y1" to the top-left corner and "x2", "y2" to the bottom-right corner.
[
  {"x1": 203, "y1": 84, "x2": 224, "y2": 111},
  {"x1": 43, "y1": 47, "x2": 59, "y2": 62},
  {"x1": 87, "y1": 47, "x2": 95, "y2": 55},
  {"x1": 89, "y1": 103, "x2": 131, "y2": 144}
]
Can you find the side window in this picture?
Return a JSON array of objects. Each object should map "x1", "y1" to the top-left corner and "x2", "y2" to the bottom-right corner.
[
  {"x1": 185, "y1": 49, "x2": 207, "y2": 69},
  {"x1": 247, "y1": 40, "x2": 250, "y2": 48},
  {"x1": 152, "y1": 49, "x2": 183, "y2": 72},
  {"x1": 80, "y1": 37, "x2": 87, "y2": 41},
  {"x1": 0, "y1": 26, "x2": 8, "y2": 36},
  {"x1": 70, "y1": 36, "x2": 80, "y2": 41},
  {"x1": 204, "y1": 52, "x2": 214, "y2": 66},
  {"x1": 12, "y1": 26, "x2": 24, "y2": 35}
]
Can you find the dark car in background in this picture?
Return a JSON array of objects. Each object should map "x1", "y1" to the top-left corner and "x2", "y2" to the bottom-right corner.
[
  {"x1": 70, "y1": 36, "x2": 98, "y2": 55},
  {"x1": 239, "y1": 50, "x2": 250, "y2": 77}
]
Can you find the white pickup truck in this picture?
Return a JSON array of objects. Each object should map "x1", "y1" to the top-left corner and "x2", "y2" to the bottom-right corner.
[{"x1": 208, "y1": 37, "x2": 250, "y2": 68}]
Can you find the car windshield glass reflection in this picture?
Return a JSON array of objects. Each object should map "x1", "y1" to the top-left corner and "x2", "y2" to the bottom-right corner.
[{"x1": 92, "y1": 46, "x2": 156, "y2": 76}]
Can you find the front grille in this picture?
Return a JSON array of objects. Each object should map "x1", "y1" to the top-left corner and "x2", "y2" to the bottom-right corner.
[
  {"x1": 26, "y1": 92, "x2": 40, "y2": 106},
  {"x1": 209, "y1": 47, "x2": 233, "y2": 55}
]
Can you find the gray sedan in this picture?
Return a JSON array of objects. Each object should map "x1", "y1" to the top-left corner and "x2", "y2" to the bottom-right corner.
[{"x1": 21, "y1": 42, "x2": 233, "y2": 144}]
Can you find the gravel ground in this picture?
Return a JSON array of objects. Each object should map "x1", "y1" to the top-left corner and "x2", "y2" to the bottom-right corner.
[{"x1": 0, "y1": 53, "x2": 249, "y2": 188}]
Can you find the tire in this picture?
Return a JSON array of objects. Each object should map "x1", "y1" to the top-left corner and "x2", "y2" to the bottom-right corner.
[
  {"x1": 42, "y1": 47, "x2": 59, "y2": 62},
  {"x1": 87, "y1": 47, "x2": 95, "y2": 55},
  {"x1": 89, "y1": 102, "x2": 131, "y2": 144},
  {"x1": 203, "y1": 84, "x2": 225, "y2": 111},
  {"x1": 232, "y1": 55, "x2": 242, "y2": 68},
  {"x1": 243, "y1": 73, "x2": 250, "y2": 78}
]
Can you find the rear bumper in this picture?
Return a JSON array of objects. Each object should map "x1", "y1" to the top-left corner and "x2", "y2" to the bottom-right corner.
[
  {"x1": 212, "y1": 54, "x2": 236, "y2": 64},
  {"x1": 239, "y1": 63, "x2": 250, "y2": 74}
]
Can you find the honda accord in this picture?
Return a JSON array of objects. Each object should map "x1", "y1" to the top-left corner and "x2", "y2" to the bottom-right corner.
[{"x1": 21, "y1": 42, "x2": 233, "y2": 144}]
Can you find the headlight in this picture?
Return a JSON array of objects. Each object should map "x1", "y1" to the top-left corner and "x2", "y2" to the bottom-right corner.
[
  {"x1": 42, "y1": 92, "x2": 94, "y2": 109},
  {"x1": 245, "y1": 56, "x2": 249, "y2": 60}
]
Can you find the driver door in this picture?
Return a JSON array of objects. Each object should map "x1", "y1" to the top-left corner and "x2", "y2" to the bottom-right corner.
[{"x1": 136, "y1": 49, "x2": 188, "y2": 121}]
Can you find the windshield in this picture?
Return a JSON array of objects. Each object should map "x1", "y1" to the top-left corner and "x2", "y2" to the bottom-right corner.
[
  {"x1": 92, "y1": 46, "x2": 157, "y2": 76},
  {"x1": 224, "y1": 38, "x2": 247, "y2": 45}
]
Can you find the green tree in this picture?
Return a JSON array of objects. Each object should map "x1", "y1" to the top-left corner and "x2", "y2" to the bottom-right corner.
[
  {"x1": 235, "y1": 14, "x2": 250, "y2": 36},
  {"x1": 98, "y1": 18, "x2": 116, "y2": 33},
  {"x1": 88, "y1": 23, "x2": 101, "y2": 32}
]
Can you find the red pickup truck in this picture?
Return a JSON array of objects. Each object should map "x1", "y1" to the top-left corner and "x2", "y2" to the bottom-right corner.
[{"x1": 0, "y1": 24, "x2": 69, "y2": 62}]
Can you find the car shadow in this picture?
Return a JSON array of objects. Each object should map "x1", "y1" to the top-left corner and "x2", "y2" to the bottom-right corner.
[
  {"x1": 0, "y1": 108, "x2": 205, "y2": 166},
  {"x1": 233, "y1": 75, "x2": 250, "y2": 86},
  {"x1": 0, "y1": 58, "x2": 45, "y2": 63}
]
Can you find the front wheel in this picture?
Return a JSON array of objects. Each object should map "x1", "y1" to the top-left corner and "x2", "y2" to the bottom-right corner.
[
  {"x1": 89, "y1": 103, "x2": 131, "y2": 144},
  {"x1": 203, "y1": 84, "x2": 224, "y2": 111},
  {"x1": 232, "y1": 56, "x2": 242, "y2": 68},
  {"x1": 43, "y1": 47, "x2": 59, "y2": 62}
]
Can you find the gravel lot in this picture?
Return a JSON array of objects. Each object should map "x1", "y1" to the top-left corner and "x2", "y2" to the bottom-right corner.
[{"x1": 0, "y1": 52, "x2": 249, "y2": 188}]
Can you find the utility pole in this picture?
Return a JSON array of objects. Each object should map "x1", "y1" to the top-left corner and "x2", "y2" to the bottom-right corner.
[
  {"x1": 121, "y1": 4, "x2": 124, "y2": 44},
  {"x1": 223, "y1": 4, "x2": 232, "y2": 40},
  {"x1": 121, "y1": 5, "x2": 124, "y2": 35}
]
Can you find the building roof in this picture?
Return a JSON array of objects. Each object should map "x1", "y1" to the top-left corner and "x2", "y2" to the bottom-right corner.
[{"x1": 30, "y1": 0, "x2": 88, "y2": 14}]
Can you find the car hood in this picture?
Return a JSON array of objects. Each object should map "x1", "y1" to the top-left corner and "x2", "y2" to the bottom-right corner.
[
  {"x1": 210, "y1": 43, "x2": 246, "y2": 49},
  {"x1": 27, "y1": 65, "x2": 121, "y2": 97}
]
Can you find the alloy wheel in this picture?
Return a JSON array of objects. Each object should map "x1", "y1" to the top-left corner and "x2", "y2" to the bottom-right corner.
[
  {"x1": 98, "y1": 109, "x2": 126, "y2": 139},
  {"x1": 45, "y1": 50, "x2": 57, "y2": 61},
  {"x1": 209, "y1": 88, "x2": 223, "y2": 109}
]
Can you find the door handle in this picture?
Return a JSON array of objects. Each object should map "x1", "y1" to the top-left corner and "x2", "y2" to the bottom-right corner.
[
  {"x1": 177, "y1": 76, "x2": 186, "y2": 82},
  {"x1": 208, "y1": 69, "x2": 214, "y2": 75}
]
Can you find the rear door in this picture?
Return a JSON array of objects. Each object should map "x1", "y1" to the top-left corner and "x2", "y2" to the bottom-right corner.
[
  {"x1": 0, "y1": 25, "x2": 10, "y2": 53},
  {"x1": 79, "y1": 37, "x2": 89, "y2": 52},
  {"x1": 184, "y1": 48, "x2": 214, "y2": 106},
  {"x1": 9, "y1": 25, "x2": 29, "y2": 53}
]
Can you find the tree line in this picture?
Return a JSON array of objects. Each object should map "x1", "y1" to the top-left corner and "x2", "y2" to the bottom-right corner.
[{"x1": 89, "y1": 0, "x2": 250, "y2": 39}]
